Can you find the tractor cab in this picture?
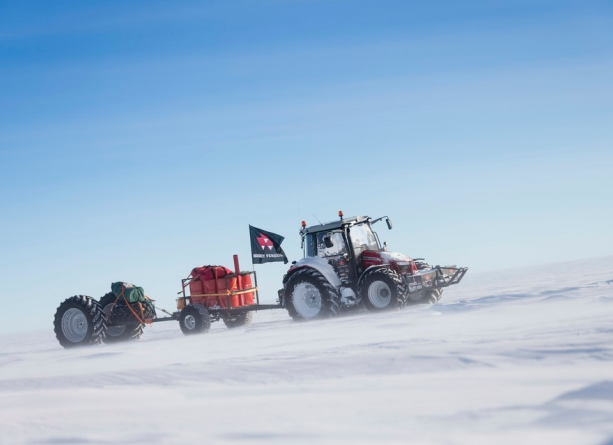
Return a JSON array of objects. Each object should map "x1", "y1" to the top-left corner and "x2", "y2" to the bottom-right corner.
[{"x1": 300, "y1": 213, "x2": 391, "y2": 285}]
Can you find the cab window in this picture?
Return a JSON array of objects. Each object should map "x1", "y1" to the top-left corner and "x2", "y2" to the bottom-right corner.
[
  {"x1": 316, "y1": 231, "x2": 347, "y2": 258},
  {"x1": 349, "y1": 224, "x2": 379, "y2": 256}
]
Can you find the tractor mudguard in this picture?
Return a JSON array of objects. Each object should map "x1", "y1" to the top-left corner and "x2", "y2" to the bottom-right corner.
[{"x1": 283, "y1": 257, "x2": 342, "y2": 289}]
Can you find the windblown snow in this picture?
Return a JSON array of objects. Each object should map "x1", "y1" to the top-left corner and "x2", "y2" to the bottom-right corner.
[{"x1": 1, "y1": 257, "x2": 612, "y2": 445}]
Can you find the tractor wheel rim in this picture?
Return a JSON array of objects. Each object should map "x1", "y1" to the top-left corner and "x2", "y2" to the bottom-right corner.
[
  {"x1": 184, "y1": 314, "x2": 196, "y2": 330},
  {"x1": 102, "y1": 304, "x2": 127, "y2": 337},
  {"x1": 61, "y1": 308, "x2": 89, "y2": 343},
  {"x1": 293, "y1": 282, "x2": 322, "y2": 318},
  {"x1": 368, "y1": 281, "x2": 392, "y2": 308}
]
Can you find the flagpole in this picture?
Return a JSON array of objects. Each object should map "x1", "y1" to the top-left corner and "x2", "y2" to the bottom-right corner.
[
  {"x1": 250, "y1": 226, "x2": 260, "y2": 306},
  {"x1": 249, "y1": 224, "x2": 287, "y2": 306}
]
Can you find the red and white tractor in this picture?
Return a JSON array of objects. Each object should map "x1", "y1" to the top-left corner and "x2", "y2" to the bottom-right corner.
[{"x1": 280, "y1": 212, "x2": 467, "y2": 320}]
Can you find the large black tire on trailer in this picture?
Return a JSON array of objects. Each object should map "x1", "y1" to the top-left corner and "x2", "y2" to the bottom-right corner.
[
  {"x1": 284, "y1": 268, "x2": 341, "y2": 321},
  {"x1": 222, "y1": 311, "x2": 253, "y2": 329},
  {"x1": 359, "y1": 268, "x2": 407, "y2": 311},
  {"x1": 179, "y1": 304, "x2": 211, "y2": 335},
  {"x1": 99, "y1": 293, "x2": 153, "y2": 343},
  {"x1": 53, "y1": 295, "x2": 105, "y2": 348}
]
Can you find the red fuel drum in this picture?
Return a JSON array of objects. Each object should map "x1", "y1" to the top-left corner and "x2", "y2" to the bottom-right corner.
[
  {"x1": 188, "y1": 265, "x2": 254, "y2": 309},
  {"x1": 239, "y1": 273, "x2": 255, "y2": 305}
]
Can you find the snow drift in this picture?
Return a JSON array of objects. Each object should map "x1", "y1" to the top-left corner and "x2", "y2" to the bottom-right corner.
[{"x1": 1, "y1": 257, "x2": 612, "y2": 445}]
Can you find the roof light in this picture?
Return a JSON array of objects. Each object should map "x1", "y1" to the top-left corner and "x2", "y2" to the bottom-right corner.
[
  {"x1": 338, "y1": 210, "x2": 344, "y2": 219},
  {"x1": 301, "y1": 221, "x2": 307, "y2": 227}
]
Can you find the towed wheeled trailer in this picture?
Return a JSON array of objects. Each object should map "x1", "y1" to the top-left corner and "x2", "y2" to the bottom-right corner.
[{"x1": 53, "y1": 255, "x2": 282, "y2": 348}]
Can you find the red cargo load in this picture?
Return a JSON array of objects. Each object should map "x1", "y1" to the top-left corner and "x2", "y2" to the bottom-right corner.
[
  {"x1": 187, "y1": 265, "x2": 255, "y2": 309},
  {"x1": 188, "y1": 278, "x2": 203, "y2": 297},
  {"x1": 239, "y1": 273, "x2": 255, "y2": 305}
]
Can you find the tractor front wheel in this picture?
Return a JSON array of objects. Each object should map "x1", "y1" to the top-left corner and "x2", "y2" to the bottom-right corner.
[
  {"x1": 179, "y1": 304, "x2": 211, "y2": 335},
  {"x1": 428, "y1": 289, "x2": 443, "y2": 303},
  {"x1": 53, "y1": 295, "x2": 105, "y2": 348},
  {"x1": 359, "y1": 268, "x2": 407, "y2": 311},
  {"x1": 407, "y1": 289, "x2": 443, "y2": 305}
]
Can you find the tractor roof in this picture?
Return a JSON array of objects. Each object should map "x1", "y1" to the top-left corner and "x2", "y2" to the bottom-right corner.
[{"x1": 304, "y1": 216, "x2": 370, "y2": 234}]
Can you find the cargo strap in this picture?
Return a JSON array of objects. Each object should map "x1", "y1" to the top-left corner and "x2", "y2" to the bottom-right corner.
[
  {"x1": 110, "y1": 284, "x2": 152, "y2": 325},
  {"x1": 189, "y1": 287, "x2": 258, "y2": 297}
]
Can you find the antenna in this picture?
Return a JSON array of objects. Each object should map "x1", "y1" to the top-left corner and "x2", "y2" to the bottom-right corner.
[{"x1": 312, "y1": 214, "x2": 323, "y2": 224}]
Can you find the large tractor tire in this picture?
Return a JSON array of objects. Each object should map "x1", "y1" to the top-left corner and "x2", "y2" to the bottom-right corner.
[
  {"x1": 284, "y1": 268, "x2": 341, "y2": 321},
  {"x1": 222, "y1": 311, "x2": 253, "y2": 329},
  {"x1": 179, "y1": 304, "x2": 211, "y2": 335},
  {"x1": 99, "y1": 293, "x2": 152, "y2": 343},
  {"x1": 407, "y1": 289, "x2": 443, "y2": 305},
  {"x1": 54, "y1": 295, "x2": 105, "y2": 348},
  {"x1": 425, "y1": 289, "x2": 443, "y2": 304},
  {"x1": 359, "y1": 268, "x2": 407, "y2": 311},
  {"x1": 430, "y1": 289, "x2": 443, "y2": 303}
]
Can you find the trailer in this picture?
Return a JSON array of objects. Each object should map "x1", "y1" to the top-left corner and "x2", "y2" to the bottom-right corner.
[
  {"x1": 173, "y1": 254, "x2": 282, "y2": 335},
  {"x1": 53, "y1": 255, "x2": 282, "y2": 348}
]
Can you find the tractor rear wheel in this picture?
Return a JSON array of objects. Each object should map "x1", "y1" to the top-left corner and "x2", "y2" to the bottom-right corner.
[
  {"x1": 359, "y1": 268, "x2": 407, "y2": 311},
  {"x1": 99, "y1": 293, "x2": 148, "y2": 343},
  {"x1": 223, "y1": 311, "x2": 253, "y2": 329},
  {"x1": 284, "y1": 268, "x2": 340, "y2": 321},
  {"x1": 180, "y1": 304, "x2": 211, "y2": 335},
  {"x1": 53, "y1": 295, "x2": 105, "y2": 348}
]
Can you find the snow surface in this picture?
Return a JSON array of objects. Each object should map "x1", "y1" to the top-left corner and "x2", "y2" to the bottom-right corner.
[{"x1": 1, "y1": 257, "x2": 613, "y2": 445}]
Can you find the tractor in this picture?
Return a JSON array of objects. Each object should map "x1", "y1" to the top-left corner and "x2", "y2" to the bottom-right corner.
[
  {"x1": 280, "y1": 212, "x2": 467, "y2": 320},
  {"x1": 51, "y1": 213, "x2": 467, "y2": 348}
]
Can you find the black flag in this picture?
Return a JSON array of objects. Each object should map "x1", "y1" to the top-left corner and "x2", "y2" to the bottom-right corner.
[{"x1": 249, "y1": 225, "x2": 288, "y2": 264}]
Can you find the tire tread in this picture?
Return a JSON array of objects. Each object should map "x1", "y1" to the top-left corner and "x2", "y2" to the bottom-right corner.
[
  {"x1": 359, "y1": 268, "x2": 407, "y2": 310},
  {"x1": 285, "y1": 268, "x2": 341, "y2": 320},
  {"x1": 53, "y1": 295, "x2": 105, "y2": 348}
]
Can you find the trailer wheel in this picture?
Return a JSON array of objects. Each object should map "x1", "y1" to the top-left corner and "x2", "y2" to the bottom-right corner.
[
  {"x1": 284, "y1": 268, "x2": 340, "y2": 321},
  {"x1": 223, "y1": 311, "x2": 253, "y2": 329},
  {"x1": 359, "y1": 268, "x2": 407, "y2": 311},
  {"x1": 180, "y1": 304, "x2": 211, "y2": 335},
  {"x1": 99, "y1": 293, "x2": 147, "y2": 343},
  {"x1": 53, "y1": 295, "x2": 105, "y2": 348}
]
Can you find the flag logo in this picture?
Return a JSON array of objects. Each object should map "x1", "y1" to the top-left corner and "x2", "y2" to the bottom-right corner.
[
  {"x1": 256, "y1": 233, "x2": 274, "y2": 251},
  {"x1": 249, "y1": 225, "x2": 288, "y2": 264}
]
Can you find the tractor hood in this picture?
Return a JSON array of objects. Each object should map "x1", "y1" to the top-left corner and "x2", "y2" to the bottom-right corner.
[
  {"x1": 363, "y1": 250, "x2": 412, "y2": 263},
  {"x1": 362, "y1": 250, "x2": 414, "y2": 269}
]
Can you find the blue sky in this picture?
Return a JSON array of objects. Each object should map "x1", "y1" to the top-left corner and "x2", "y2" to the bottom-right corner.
[{"x1": 1, "y1": 0, "x2": 612, "y2": 334}]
